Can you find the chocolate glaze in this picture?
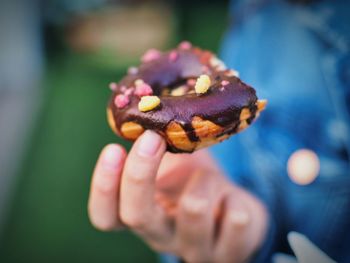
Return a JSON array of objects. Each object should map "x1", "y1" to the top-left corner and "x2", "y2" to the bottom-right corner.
[{"x1": 108, "y1": 46, "x2": 258, "y2": 152}]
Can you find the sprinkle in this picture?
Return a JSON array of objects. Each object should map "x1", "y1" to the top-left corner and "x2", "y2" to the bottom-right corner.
[
  {"x1": 134, "y1": 79, "x2": 144, "y2": 86},
  {"x1": 109, "y1": 82, "x2": 118, "y2": 91},
  {"x1": 138, "y1": 96, "x2": 161, "y2": 112},
  {"x1": 195, "y1": 74, "x2": 211, "y2": 94},
  {"x1": 128, "y1": 67, "x2": 138, "y2": 75},
  {"x1": 120, "y1": 85, "x2": 127, "y2": 92},
  {"x1": 221, "y1": 80, "x2": 229, "y2": 86},
  {"x1": 210, "y1": 56, "x2": 226, "y2": 70},
  {"x1": 135, "y1": 82, "x2": 153, "y2": 97},
  {"x1": 227, "y1": 69, "x2": 239, "y2": 77},
  {"x1": 141, "y1": 49, "x2": 161, "y2": 63},
  {"x1": 124, "y1": 87, "x2": 135, "y2": 96},
  {"x1": 169, "y1": 51, "x2": 179, "y2": 62},
  {"x1": 114, "y1": 94, "x2": 130, "y2": 109},
  {"x1": 187, "y1": 79, "x2": 196, "y2": 86},
  {"x1": 178, "y1": 41, "x2": 192, "y2": 50}
]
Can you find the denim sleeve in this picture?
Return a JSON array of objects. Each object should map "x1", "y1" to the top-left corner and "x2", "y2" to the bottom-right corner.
[
  {"x1": 209, "y1": 134, "x2": 290, "y2": 263},
  {"x1": 211, "y1": 0, "x2": 350, "y2": 260}
]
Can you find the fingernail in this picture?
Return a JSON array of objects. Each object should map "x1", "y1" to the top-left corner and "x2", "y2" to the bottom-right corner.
[
  {"x1": 102, "y1": 145, "x2": 123, "y2": 170},
  {"x1": 137, "y1": 130, "x2": 162, "y2": 157}
]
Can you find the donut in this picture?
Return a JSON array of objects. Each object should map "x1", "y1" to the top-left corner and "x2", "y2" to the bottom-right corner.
[{"x1": 107, "y1": 42, "x2": 267, "y2": 153}]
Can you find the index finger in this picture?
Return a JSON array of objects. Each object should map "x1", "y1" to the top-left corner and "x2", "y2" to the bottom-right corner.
[{"x1": 119, "y1": 130, "x2": 167, "y2": 229}]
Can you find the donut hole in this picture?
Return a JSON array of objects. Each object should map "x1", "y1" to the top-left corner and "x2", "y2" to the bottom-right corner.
[{"x1": 158, "y1": 78, "x2": 197, "y2": 97}]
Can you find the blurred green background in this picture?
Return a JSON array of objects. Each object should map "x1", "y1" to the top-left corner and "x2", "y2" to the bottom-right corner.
[{"x1": 0, "y1": 0, "x2": 228, "y2": 262}]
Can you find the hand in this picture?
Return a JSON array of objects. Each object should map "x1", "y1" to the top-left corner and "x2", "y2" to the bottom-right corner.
[{"x1": 88, "y1": 131, "x2": 268, "y2": 263}]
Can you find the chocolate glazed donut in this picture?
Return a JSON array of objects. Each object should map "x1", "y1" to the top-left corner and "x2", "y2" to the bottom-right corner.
[{"x1": 107, "y1": 42, "x2": 267, "y2": 153}]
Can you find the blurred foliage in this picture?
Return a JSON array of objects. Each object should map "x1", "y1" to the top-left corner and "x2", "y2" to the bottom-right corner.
[
  {"x1": 174, "y1": 0, "x2": 229, "y2": 51},
  {"x1": 0, "y1": 54, "x2": 154, "y2": 263}
]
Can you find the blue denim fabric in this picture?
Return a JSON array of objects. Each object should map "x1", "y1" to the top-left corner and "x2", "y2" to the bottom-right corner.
[{"x1": 210, "y1": 0, "x2": 350, "y2": 262}]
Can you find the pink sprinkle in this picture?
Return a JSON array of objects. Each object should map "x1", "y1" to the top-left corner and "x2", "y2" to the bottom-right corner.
[
  {"x1": 179, "y1": 41, "x2": 192, "y2": 50},
  {"x1": 135, "y1": 83, "x2": 153, "y2": 97},
  {"x1": 124, "y1": 87, "x2": 135, "y2": 96},
  {"x1": 109, "y1": 82, "x2": 118, "y2": 91},
  {"x1": 128, "y1": 67, "x2": 138, "y2": 75},
  {"x1": 169, "y1": 51, "x2": 179, "y2": 62},
  {"x1": 114, "y1": 94, "x2": 130, "y2": 109},
  {"x1": 221, "y1": 80, "x2": 230, "y2": 86},
  {"x1": 187, "y1": 79, "x2": 196, "y2": 86},
  {"x1": 141, "y1": 49, "x2": 161, "y2": 63},
  {"x1": 120, "y1": 85, "x2": 127, "y2": 92}
]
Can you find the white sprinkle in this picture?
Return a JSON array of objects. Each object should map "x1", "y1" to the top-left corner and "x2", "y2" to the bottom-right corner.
[
  {"x1": 128, "y1": 67, "x2": 138, "y2": 75},
  {"x1": 109, "y1": 82, "x2": 118, "y2": 91}
]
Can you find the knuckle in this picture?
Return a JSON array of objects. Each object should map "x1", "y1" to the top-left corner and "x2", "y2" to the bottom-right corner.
[
  {"x1": 180, "y1": 196, "x2": 209, "y2": 218},
  {"x1": 227, "y1": 210, "x2": 250, "y2": 228},
  {"x1": 94, "y1": 177, "x2": 116, "y2": 196},
  {"x1": 125, "y1": 170, "x2": 151, "y2": 185}
]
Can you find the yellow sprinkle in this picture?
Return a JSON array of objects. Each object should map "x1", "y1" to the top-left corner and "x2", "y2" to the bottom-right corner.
[
  {"x1": 135, "y1": 79, "x2": 144, "y2": 86},
  {"x1": 195, "y1": 74, "x2": 211, "y2": 94},
  {"x1": 138, "y1": 96, "x2": 161, "y2": 112}
]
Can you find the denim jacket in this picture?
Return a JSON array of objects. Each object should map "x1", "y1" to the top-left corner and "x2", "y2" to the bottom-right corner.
[{"x1": 210, "y1": 0, "x2": 350, "y2": 262}]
